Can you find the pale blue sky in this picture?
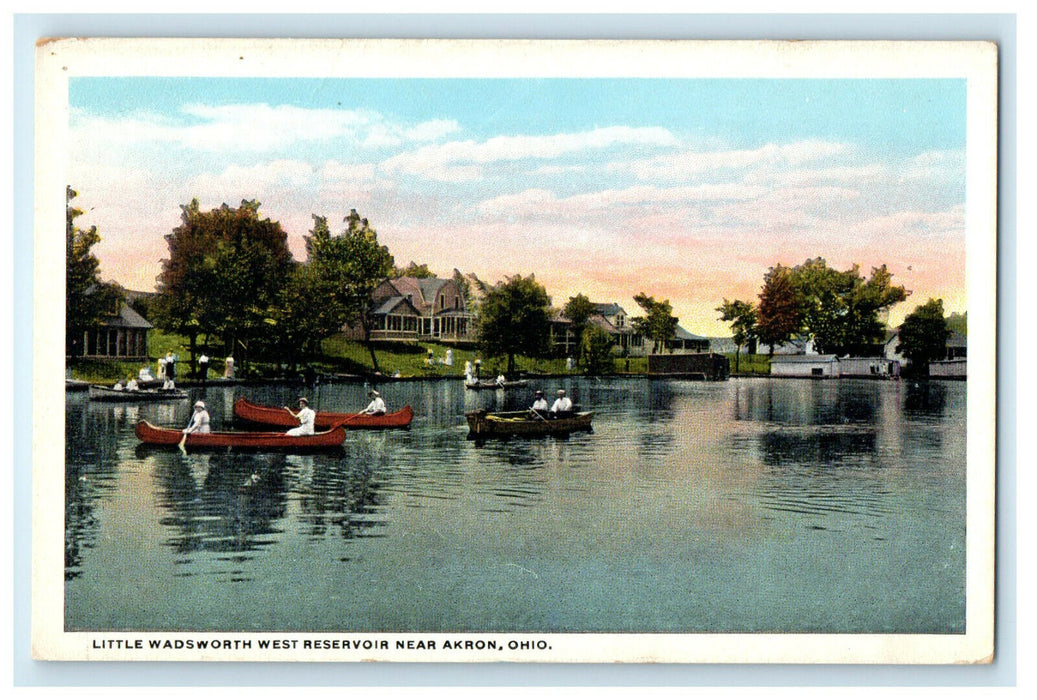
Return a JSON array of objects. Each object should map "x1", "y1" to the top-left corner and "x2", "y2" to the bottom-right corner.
[{"x1": 68, "y1": 76, "x2": 968, "y2": 333}]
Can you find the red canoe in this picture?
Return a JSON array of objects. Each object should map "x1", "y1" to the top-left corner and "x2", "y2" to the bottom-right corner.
[
  {"x1": 233, "y1": 397, "x2": 414, "y2": 430},
  {"x1": 135, "y1": 420, "x2": 347, "y2": 449}
]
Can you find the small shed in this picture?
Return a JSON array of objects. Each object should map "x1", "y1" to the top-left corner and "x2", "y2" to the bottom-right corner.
[
  {"x1": 769, "y1": 354, "x2": 840, "y2": 378},
  {"x1": 929, "y1": 359, "x2": 967, "y2": 379}
]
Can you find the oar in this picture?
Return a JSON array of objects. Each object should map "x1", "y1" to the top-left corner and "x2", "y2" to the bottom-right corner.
[{"x1": 178, "y1": 431, "x2": 188, "y2": 455}]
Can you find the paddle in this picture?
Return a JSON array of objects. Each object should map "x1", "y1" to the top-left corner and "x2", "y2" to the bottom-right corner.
[{"x1": 178, "y1": 431, "x2": 188, "y2": 454}]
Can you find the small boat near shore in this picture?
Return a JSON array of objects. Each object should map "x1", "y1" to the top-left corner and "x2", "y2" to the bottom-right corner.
[
  {"x1": 233, "y1": 397, "x2": 413, "y2": 430},
  {"x1": 135, "y1": 420, "x2": 347, "y2": 450},
  {"x1": 465, "y1": 409, "x2": 594, "y2": 438},
  {"x1": 89, "y1": 385, "x2": 189, "y2": 402},
  {"x1": 464, "y1": 380, "x2": 530, "y2": 391}
]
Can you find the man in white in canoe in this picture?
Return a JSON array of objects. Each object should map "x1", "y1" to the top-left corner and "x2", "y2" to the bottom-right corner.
[
  {"x1": 283, "y1": 397, "x2": 316, "y2": 436},
  {"x1": 550, "y1": 389, "x2": 573, "y2": 417},
  {"x1": 360, "y1": 390, "x2": 387, "y2": 416},
  {"x1": 183, "y1": 401, "x2": 211, "y2": 434}
]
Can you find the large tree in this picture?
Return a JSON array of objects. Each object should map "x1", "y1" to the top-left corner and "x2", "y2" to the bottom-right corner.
[
  {"x1": 152, "y1": 199, "x2": 293, "y2": 372},
  {"x1": 66, "y1": 186, "x2": 121, "y2": 356},
  {"x1": 754, "y1": 258, "x2": 908, "y2": 355},
  {"x1": 562, "y1": 293, "x2": 596, "y2": 363},
  {"x1": 631, "y1": 292, "x2": 679, "y2": 354},
  {"x1": 716, "y1": 298, "x2": 758, "y2": 373},
  {"x1": 477, "y1": 274, "x2": 552, "y2": 375},
  {"x1": 755, "y1": 264, "x2": 803, "y2": 353},
  {"x1": 897, "y1": 298, "x2": 951, "y2": 372},
  {"x1": 306, "y1": 209, "x2": 395, "y2": 372}
]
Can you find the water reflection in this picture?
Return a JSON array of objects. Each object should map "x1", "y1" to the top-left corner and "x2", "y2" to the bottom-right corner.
[{"x1": 65, "y1": 377, "x2": 968, "y2": 633}]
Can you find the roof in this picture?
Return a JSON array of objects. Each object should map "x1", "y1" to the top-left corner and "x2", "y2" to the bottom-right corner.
[
  {"x1": 673, "y1": 325, "x2": 708, "y2": 342},
  {"x1": 592, "y1": 302, "x2": 626, "y2": 317},
  {"x1": 769, "y1": 354, "x2": 839, "y2": 363},
  {"x1": 373, "y1": 296, "x2": 420, "y2": 316},
  {"x1": 97, "y1": 303, "x2": 153, "y2": 330}
]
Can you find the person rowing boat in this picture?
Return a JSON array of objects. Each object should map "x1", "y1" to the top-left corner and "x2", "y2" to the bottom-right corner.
[{"x1": 283, "y1": 397, "x2": 315, "y2": 436}]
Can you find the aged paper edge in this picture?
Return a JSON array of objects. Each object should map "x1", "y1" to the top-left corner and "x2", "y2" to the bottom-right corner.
[{"x1": 32, "y1": 37, "x2": 998, "y2": 664}]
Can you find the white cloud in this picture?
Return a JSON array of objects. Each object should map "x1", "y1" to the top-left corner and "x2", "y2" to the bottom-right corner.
[
  {"x1": 623, "y1": 140, "x2": 850, "y2": 181},
  {"x1": 380, "y1": 126, "x2": 677, "y2": 181},
  {"x1": 71, "y1": 104, "x2": 460, "y2": 154}
]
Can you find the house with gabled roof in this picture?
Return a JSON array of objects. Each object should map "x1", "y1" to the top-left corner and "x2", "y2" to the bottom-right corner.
[{"x1": 364, "y1": 276, "x2": 474, "y2": 343}]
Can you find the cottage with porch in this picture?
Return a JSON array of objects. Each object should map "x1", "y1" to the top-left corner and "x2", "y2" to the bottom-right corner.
[
  {"x1": 365, "y1": 276, "x2": 474, "y2": 343},
  {"x1": 69, "y1": 301, "x2": 152, "y2": 360}
]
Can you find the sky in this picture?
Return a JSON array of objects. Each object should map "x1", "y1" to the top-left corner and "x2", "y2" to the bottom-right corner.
[{"x1": 67, "y1": 76, "x2": 967, "y2": 336}]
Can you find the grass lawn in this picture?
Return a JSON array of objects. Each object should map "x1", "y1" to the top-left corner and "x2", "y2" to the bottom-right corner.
[{"x1": 727, "y1": 353, "x2": 771, "y2": 375}]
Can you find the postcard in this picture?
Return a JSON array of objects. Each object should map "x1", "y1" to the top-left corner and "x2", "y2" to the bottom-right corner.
[{"x1": 34, "y1": 38, "x2": 997, "y2": 663}]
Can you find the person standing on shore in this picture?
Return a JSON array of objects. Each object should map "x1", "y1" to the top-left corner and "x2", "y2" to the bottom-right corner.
[
  {"x1": 198, "y1": 354, "x2": 210, "y2": 383},
  {"x1": 284, "y1": 397, "x2": 315, "y2": 436}
]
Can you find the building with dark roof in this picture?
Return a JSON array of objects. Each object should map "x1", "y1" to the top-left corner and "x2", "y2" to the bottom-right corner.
[
  {"x1": 362, "y1": 276, "x2": 474, "y2": 343},
  {"x1": 70, "y1": 300, "x2": 153, "y2": 360}
]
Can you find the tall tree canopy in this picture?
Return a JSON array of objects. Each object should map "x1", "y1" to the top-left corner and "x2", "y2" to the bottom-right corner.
[
  {"x1": 477, "y1": 274, "x2": 552, "y2": 375},
  {"x1": 66, "y1": 186, "x2": 121, "y2": 356},
  {"x1": 152, "y1": 199, "x2": 293, "y2": 370},
  {"x1": 631, "y1": 292, "x2": 679, "y2": 354},
  {"x1": 393, "y1": 261, "x2": 436, "y2": 278},
  {"x1": 755, "y1": 258, "x2": 907, "y2": 355},
  {"x1": 897, "y1": 298, "x2": 951, "y2": 371},
  {"x1": 306, "y1": 209, "x2": 395, "y2": 372}
]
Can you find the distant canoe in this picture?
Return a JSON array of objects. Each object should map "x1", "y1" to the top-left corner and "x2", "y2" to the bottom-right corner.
[
  {"x1": 135, "y1": 420, "x2": 346, "y2": 450},
  {"x1": 233, "y1": 397, "x2": 413, "y2": 430},
  {"x1": 465, "y1": 409, "x2": 594, "y2": 438},
  {"x1": 89, "y1": 385, "x2": 189, "y2": 402},
  {"x1": 464, "y1": 380, "x2": 529, "y2": 391}
]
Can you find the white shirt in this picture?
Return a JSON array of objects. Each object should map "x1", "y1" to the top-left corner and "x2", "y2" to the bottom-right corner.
[
  {"x1": 363, "y1": 396, "x2": 387, "y2": 415},
  {"x1": 531, "y1": 397, "x2": 549, "y2": 411},
  {"x1": 126, "y1": 379, "x2": 139, "y2": 391},
  {"x1": 289, "y1": 406, "x2": 315, "y2": 435},
  {"x1": 183, "y1": 409, "x2": 211, "y2": 433},
  {"x1": 551, "y1": 396, "x2": 573, "y2": 413}
]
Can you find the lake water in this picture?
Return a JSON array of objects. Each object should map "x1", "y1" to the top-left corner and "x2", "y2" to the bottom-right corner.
[{"x1": 64, "y1": 376, "x2": 966, "y2": 634}]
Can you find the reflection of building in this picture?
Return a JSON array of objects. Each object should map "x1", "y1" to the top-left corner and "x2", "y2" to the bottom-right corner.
[
  {"x1": 70, "y1": 300, "x2": 152, "y2": 360},
  {"x1": 361, "y1": 276, "x2": 475, "y2": 343}
]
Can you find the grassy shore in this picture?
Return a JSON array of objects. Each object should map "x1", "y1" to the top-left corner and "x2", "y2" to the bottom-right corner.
[{"x1": 69, "y1": 330, "x2": 734, "y2": 384}]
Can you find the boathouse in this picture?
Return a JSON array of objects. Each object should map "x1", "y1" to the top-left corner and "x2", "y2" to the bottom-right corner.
[
  {"x1": 769, "y1": 354, "x2": 841, "y2": 378},
  {"x1": 648, "y1": 353, "x2": 730, "y2": 380},
  {"x1": 929, "y1": 358, "x2": 967, "y2": 379}
]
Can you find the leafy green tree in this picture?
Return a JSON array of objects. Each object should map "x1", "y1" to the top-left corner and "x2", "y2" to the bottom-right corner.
[
  {"x1": 631, "y1": 292, "x2": 679, "y2": 354},
  {"x1": 947, "y1": 312, "x2": 967, "y2": 337},
  {"x1": 477, "y1": 274, "x2": 552, "y2": 375},
  {"x1": 152, "y1": 199, "x2": 293, "y2": 373},
  {"x1": 716, "y1": 298, "x2": 758, "y2": 373},
  {"x1": 754, "y1": 258, "x2": 908, "y2": 355},
  {"x1": 307, "y1": 209, "x2": 395, "y2": 372},
  {"x1": 897, "y1": 298, "x2": 951, "y2": 372},
  {"x1": 581, "y1": 325, "x2": 615, "y2": 375},
  {"x1": 563, "y1": 293, "x2": 596, "y2": 364},
  {"x1": 393, "y1": 261, "x2": 436, "y2": 278},
  {"x1": 66, "y1": 186, "x2": 122, "y2": 357}
]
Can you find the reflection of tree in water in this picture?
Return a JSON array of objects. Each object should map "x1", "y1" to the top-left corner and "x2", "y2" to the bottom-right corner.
[
  {"x1": 152, "y1": 453, "x2": 292, "y2": 578},
  {"x1": 65, "y1": 398, "x2": 124, "y2": 581},
  {"x1": 754, "y1": 428, "x2": 896, "y2": 525},
  {"x1": 903, "y1": 381, "x2": 948, "y2": 417},
  {"x1": 296, "y1": 437, "x2": 389, "y2": 546}
]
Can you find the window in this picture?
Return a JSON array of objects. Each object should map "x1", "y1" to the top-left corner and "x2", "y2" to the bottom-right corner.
[{"x1": 811, "y1": 367, "x2": 823, "y2": 376}]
